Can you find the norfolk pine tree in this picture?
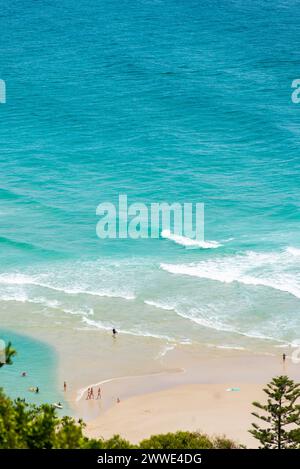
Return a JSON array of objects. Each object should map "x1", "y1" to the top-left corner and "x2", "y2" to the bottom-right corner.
[{"x1": 250, "y1": 376, "x2": 300, "y2": 449}]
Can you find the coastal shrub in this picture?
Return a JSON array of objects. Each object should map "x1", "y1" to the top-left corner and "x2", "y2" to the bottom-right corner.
[
  {"x1": 0, "y1": 389, "x2": 85, "y2": 449},
  {"x1": 138, "y1": 431, "x2": 241, "y2": 449},
  {"x1": 0, "y1": 390, "x2": 27, "y2": 448},
  {"x1": 82, "y1": 435, "x2": 134, "y2": 449},
  {"x1": 212, "y1": 435, "x2": 243, "y2": 449},
  {"x1": 0, "y1": 389, "x2": 241, "y2": 449},
  {"x1": 102, "y1": 435, "x2": 135, "y2": 449},
  {"x1": 2, "y1": 346, "x2": 300, "y2": 450},
  {"x1": 139, "y1": 431, "x2": 214, "y2": 449},
  {"x1": 54, "y1": 416, "x2": 86, "y2": 449}
]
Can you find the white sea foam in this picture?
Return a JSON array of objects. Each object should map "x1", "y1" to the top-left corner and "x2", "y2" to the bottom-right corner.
[
  {"x1": 0, "y1": 273, "x2": 135, "y2": 301},
  {"x1": 174, "y1": 307, "x2": 286, "y2": 343},
  {"x1": 0, "y1": 291, "x2": 58, "y2": 308},
  {"x1": 286, "y1": 246, "x2": 300, "y2": 257},
  {"x1": 144, "y1": 300, "x2": 175, "y2": 311},
  {"x1": 274, "y1": 342, "x2": 300, "y2": 349},
  {"x1": 144, "y1": 295, "x2": 289, "y2": 345},
  {"x1": 32, "y1": 283, "x2": 136, "y2": 301},
  {"x1": 63, "y1": 307, "x2": 94, "y2": 316},
  {"x1": 208, "y1": 344, "x2": 246, "y2": 351},
  {"x1": 160, "y1": 248, "x2": 300, "y2": 299},
  {"x1": 0, "y1": 291, "x2": 94, "y2": 318},
  {"x1": 0, "y1": 293, "x2": 29, "y2": 303},
  {"x1": 2, "y1": 247, "x2": 299, "y2": 349},
  {"x1": 144, "y1": 300, "x2": 248, "y2": 340},
  {"x1": 172, "y1": 307, "x2": 236, "y2": 333},
  {"x1": 81, "y1": 317, "x2": 174, "y2": 342},
  {"x1": 81, "y1": 317, "x2": 113, "y2": 331},
  {"x1": 161, "y1": 230, "x2": 222, "y2": 249},
  {"x1": 144, "y1": 300, "x2": 247, "y2": 340},
  {"x1": 0, "y1": 273, "x2": 36, "y2": 285}
]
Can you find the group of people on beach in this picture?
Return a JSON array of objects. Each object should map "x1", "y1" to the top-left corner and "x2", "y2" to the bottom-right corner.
[
  {"x1": 20, "y1": 328, "x2": 120, "y2": 403},
  {"x1": 84, "y1": 329, "x2": 119, "y2": 401},
  {"x1": 18, "y1": 334, "x2": 287, "y2": 411},
  {"x1": 86, "y1": 386, "x2": 102, "y2": 400}
]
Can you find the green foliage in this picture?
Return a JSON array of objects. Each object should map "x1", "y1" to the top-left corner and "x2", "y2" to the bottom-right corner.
[
  {"x1": 82, "y1": 435, "x2": 134, "y2": 449},
  {"x1": 139, "y1": 431, "x2": 214, "y2": 449},
  {"x1": 250, "y1": 375, "x2": 300, "y2": 449},
  {"x1": 2, "y1": 345, "x2": 299, "y2": 450},
  {"x1": 0, "y1": 388, "x2": 240, "y2": 449},
  {"x1": 103, "y1": 435, "x2": 135, "y2": 449},
  {"x1": 0, "y1": 341, "x2": 17, "y2": 368},
  {"x1": 55, "y1": 416, "x2": 86, "y2": 449},
  {"x1": 0, "y1": 389, "x2": 84, "y2": 449},
  {"x1": 139, "y1": 431, "x2": 241, "y2": 449},
  {"x1": 213, "y1": 435, "x2": 243, "y2": 449}
]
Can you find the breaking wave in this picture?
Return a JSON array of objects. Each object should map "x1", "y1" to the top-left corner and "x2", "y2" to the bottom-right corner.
[{"x1": 161, "y1": 230, "x2": 222, "y2": 249}]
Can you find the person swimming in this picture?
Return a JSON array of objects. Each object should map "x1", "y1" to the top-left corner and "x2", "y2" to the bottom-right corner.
[{"x1": 53, "y1": 402, "x2": 63, "y2": 409}]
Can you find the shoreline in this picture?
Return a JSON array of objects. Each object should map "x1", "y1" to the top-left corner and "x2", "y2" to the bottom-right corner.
[
  {"x1": 85, "y1": 382, "x2": 264, "y2": 448},
  {"x1": 2, "y1": 323, "x2": 300, "y2": 447},
  {"x1": 72, "y1": 349, "x2": 300, "y2": 447}
]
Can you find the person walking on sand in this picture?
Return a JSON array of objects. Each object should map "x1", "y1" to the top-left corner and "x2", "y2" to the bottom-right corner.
[
  {"x1": 86, "y1": 387, "x2": 91, "y2": 400},
  {"x1": 112, "y1": 328, "x2": 118, "y2": 337},
  {"x1": 90, "y1": 387, "x2": 94, "y2": 399},
  {"x1": 64, "y1": 381, "x2": 67, "y2": 392},
  {"x1": 96, "y1": 387, "x2": 101, "y2": 400},
  {"x1": 283, "y1": 353, "x2": 286, "y2": 363}
]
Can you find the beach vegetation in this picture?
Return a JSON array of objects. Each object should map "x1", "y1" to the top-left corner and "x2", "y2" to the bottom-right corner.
[
  {"x1": 250, "y1": 375, "x2": 300, "y2": 449},
  {"x1": 0, "y1": 341, "x2": 16, "y2": 368},
  {"x1": 0, "y1": 389, "x2": 240, "y2": 449},
  {"x1": 139, "y1": 431, "x2": 241, "y2": 449}
]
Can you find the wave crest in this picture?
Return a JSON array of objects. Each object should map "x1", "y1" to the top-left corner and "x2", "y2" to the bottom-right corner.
[
  {"x1": 161, "y1": 230, "x2": 222, "y2": 249},
  {"x1": 160, "y1": 248, "x2": 300, "y2": 299}
]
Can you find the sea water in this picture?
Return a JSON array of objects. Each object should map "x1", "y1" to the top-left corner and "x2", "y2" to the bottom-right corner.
[
  {"x1": 0, "y1": 329, "x2": 65, "y2": 406},
  {"x1": 0, "y1": 0, "x2": 300, "y2": 369}
]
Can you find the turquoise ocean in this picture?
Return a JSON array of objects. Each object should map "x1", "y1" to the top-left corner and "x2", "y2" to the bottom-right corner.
[{"x1": 1, "y1": 0, "x2": 300, "y2": 394}]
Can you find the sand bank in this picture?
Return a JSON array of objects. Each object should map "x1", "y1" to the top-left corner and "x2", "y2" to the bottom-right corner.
[{"x1": 81, "y1": 352, "x2": 300, "y2": 448}]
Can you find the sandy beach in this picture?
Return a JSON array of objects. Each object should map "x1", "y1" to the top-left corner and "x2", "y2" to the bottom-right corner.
[
  {"x1": 2, "y1": 307, "x2": 300, "y2": 448},
  {"x1": 72, "y1": 349, "x2": 300, "y2": 448},
  {"x1": 85, "y1": 383, "x2": 265, "y2": 448}
]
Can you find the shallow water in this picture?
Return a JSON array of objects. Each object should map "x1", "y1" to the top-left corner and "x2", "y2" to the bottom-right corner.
[{"x1": 0, "y1": 329, "x2": 66, "y2": 407}]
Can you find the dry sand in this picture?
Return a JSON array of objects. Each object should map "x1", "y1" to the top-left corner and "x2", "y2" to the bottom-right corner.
[
  {"x1": 86, "y1": 382, "x2": 264, "y2": 448},
  {"x1": 80, "y1": 351, "x2": 300, "y2": 448}
]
